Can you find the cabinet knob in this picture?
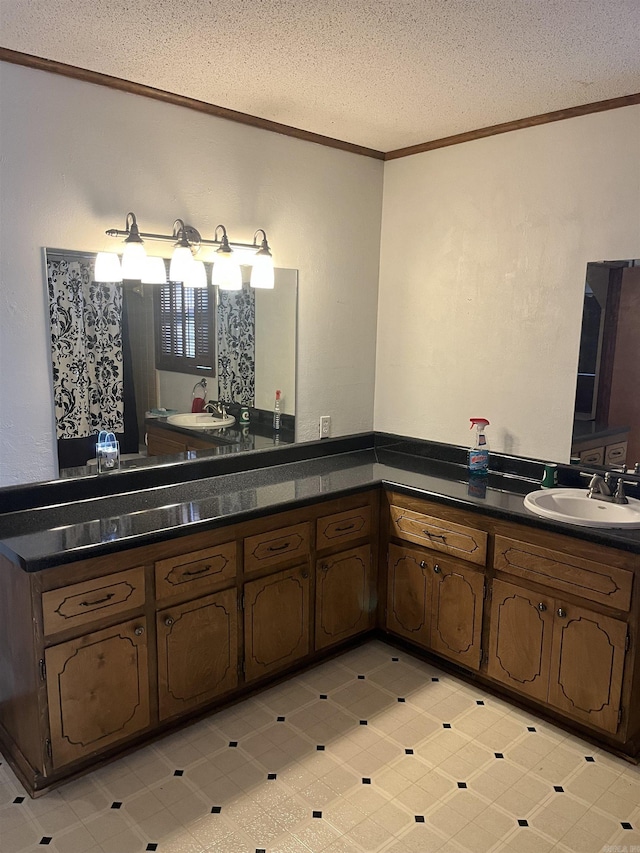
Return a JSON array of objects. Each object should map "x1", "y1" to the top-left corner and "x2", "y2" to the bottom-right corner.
[
  {"x1": 321, "y1": 563, "x2": 329, "y2": 573},
  {"x1": 557, "y1": 608, "x2": 567, "y2": 618},
  {"x1": 134, "y1": 626, "x2": 145, "y2": 636},
  {"x1": 433, "y1": 564, "x2": 441, "y2": 574},
  {"x1": 164, "y1": 616, "x2": 174, "y2": 627},
  {"x1": 419, "y1": 560, "x2": 427, "y2": 569},
  {"x1": 301, "y1": 570, "x2": 309, "y2": 579},
  {"x1": 538, "y1": 602, "x2": 546, "y2": 612}
]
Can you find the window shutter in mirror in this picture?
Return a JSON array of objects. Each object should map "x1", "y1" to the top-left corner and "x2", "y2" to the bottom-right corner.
[{"x1": 154, "y1": 280, "x2": 215, "y2": 376}]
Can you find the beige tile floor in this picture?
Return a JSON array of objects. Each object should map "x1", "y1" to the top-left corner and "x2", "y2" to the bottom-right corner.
[{"x1": 1, "y1": 640, "x2": 639, "y2": 852}]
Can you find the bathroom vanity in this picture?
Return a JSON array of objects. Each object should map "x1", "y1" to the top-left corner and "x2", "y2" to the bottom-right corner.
[{"x1": 1, "y1": 435, "x2": 640, "y2": 796}]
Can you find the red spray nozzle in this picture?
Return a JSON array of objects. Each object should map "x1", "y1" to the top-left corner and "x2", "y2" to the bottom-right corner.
[{"x1": 470, "y1": 418, "x2": 490, "y2": 429}]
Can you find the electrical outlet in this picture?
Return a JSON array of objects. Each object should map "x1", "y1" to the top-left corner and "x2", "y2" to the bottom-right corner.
[{"x1": 320, "y1": 415, "x2": 331, "y2": 438}]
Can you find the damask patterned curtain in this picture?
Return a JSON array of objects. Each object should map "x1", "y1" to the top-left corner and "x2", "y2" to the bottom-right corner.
[
  {"x1": 217, "y1": 288, "x2": 256, "y2": 405},
  {"x1": 47, "y1": 255, "x2": 125, "y2": 439}
]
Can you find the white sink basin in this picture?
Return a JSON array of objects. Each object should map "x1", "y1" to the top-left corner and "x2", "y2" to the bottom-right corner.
[
  {"x1": 166, "y1": 413, "x2": 236, "y2": 429},
  {"x1": 524, "y1": 488, "x2": 640, "y2": 528}
]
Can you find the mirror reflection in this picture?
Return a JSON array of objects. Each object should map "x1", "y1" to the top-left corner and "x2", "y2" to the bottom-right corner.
[
  {"x1": 572, "y1": 259, "x2": 640, "y2": 469},
  {"x1": 45, "y1": 250, "x2": 297, "y2": 477}
]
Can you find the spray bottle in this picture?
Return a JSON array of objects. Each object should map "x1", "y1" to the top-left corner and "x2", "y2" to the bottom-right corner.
[{"x1": 469, "y1": 418, "x2": 490, "y2": 474}]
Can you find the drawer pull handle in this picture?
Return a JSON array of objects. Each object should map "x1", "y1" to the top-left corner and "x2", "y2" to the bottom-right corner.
[
  {"x1": 183, "y1": 564, "x2": 211, "y2": 577},
  {"x1": 335, "y1": 523, "x2": 355, "y2": 532},
  {"x1": 134, "y1": 626, "x2": 145, "y2": 636},
  {"x1": 80, "y1": 592, "x2": 115, "y2": 607},
  {"x1": 433, "y1": 564, "x2": 441, "y2": 574},
  {"x1": 557, "y1": 608, "x2": 567, "y2": 618},
  {"x1": 268, "y1": 542, "x2": 290, "y2": 552},
  {"x1": 164, "y1": 616, "x2": 174, "y2": 627},
  {"x1": 425, "y1": 531, "x2": 447, "y2": 542},
  {"x1": 419, "y1": 560, "x2": 427, "y2": 569},
  {"x1": 538, "y1": 602, "x2": 547, "y2": 612}
]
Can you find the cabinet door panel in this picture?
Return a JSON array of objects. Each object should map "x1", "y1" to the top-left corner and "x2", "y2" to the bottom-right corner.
[
  {"x1": 157, "y1": 589, "x2": 238, "y2": 720},
  {"x1": 430, "y1": 558, "x2": 484, "y2": 670},
  {"x1": 386, "y1": 543, "x2": 430, "y2": 647},
  {"x1": 244, "y1": 565, "x2": 310, "y2": 681},
  {"x1": 45, "y1": 618, "x2": 149, "y2": 768},
  {"x1": 487, "y1": 579, "x2": 553, "y2": 703},
  {"x1": 548, "y1": 605, "x2": 627, "y2": 734},
  {"x1": 315, "y1": 545, "x2": 372, "y2": 650}
]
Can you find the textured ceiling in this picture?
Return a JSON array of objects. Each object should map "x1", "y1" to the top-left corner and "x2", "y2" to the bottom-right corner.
[{"x1": 2, "y1": 0, "x2": 640, "y2": 151}]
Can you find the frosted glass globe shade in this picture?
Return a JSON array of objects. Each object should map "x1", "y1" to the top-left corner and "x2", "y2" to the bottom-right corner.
[
  {"x1": 169, "y1": 245, "x2": 194, "y2": 282},
  {"x1": 94, "y1": 252, "x2": 123, "y2": 283},
  {"x1": 121, "y1": 241, "x2": 147, "y2": 280},
  {"x1": 250, "y1": 253, "x2": 275, "y2": 288},
  {"x1": 212, "y1": 253, "x2": 242, "y2": 291}
]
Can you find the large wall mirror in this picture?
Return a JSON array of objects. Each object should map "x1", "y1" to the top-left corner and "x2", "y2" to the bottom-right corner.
[
  {"x1": 45, "y1": 249, "x2": 297, "y2": 477},
  {"x1": 572, "y1": 258, "x2": 640, "y2": 469}
]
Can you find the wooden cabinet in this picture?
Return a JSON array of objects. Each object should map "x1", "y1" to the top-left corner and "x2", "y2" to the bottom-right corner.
[
  {"x1": 387, "y1": 543, "x2": 484, "y2": 670},
  {"x1": 45, "y1": 617, "x2": 150, "y2": 768},
  {"x1": 4, "y1": 482, "x2": 640, "y2": 796},
  {"x1": 315, "y1": 545, "x2": 373, "y2": 650},
  {"x1": 430, "y1": 555, "x2": 484, "y2": 670},
  {"x1": 487, "y1": 579, "x2": 555, "y2": 704},
  {"x1": 488, "y1": 578, "x2": 629, "y2": 733},
  {"x1": 548, "y1": 602, "x2": 628, "y2": 733},
  {"x1": 244, "y1": 564, "x2": 311, "y2": 681},
  {"x1": 157, "y1": 589, "x2": 238, "y2": 720},
  {"x1": 386, "y1": 543, "x2": 431, "y2": 647},
  {"x1": 571, "y1": 430, "x2": 629, "y2": 469},
  {"x1": 146, "y1": 422, "x2": 228, "y2": 457}
]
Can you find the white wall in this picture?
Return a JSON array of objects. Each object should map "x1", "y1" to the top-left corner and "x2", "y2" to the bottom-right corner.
[
  {"x1": 376, "y1": 107, "x2": 640, "y2": 462},
  {"x1": 0, "y1": 62, "x2": 383, "y2": 485},
  {"x1": 254, "y1": 272, "x2": 297, "y2": 415}
]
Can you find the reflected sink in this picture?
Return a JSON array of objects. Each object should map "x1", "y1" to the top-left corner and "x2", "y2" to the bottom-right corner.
[
  {"x1": 524, "y1": 488, "x2": 640, "y2": 528},
  {"x1": 166, "y1": 412, "x2": 236, "y2": 429}
]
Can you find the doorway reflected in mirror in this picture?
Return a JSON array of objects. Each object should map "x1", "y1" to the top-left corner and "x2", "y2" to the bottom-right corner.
[{"x1": 572, "y1": 259, "x2": 640, "y2": 469}]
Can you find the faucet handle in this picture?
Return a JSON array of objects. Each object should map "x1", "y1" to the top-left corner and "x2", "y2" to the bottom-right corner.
[{"x1": 614, "y1": 478, "x2": 629, "y2": 504}]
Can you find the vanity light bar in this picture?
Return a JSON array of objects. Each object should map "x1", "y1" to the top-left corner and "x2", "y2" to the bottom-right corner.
[{"x1": 98, "y1": 212, "x2": 274, "y2": 289}]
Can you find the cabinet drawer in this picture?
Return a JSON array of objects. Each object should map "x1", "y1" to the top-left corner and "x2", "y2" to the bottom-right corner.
[
  {"x1": 579, "y1": 447, "x2": 604, "y2": 466},
  {"x1": 43, "y1": 567, "x2": 146, "y2": 636},
  {"x1": 316, "y1": 505, "x2": 372, "y2": 550},
  {"x1": 244, "y1": 523, "x2": 310, "y2": 574},
  {"x1": 493, "y1": 535, "x2": 633, "y2": 612},
  {"x1": 155, "y1": 542, "x2": 236, "y2": 600},
  {"x1": 605, "y1": 441, "x2": 627, "y2": 467},
  {"x1": 389, "y1": 505, "x2": 487, "y2": 566}
]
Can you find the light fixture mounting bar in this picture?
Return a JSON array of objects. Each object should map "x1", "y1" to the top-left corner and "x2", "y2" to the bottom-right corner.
[{"x1": 105, "y1": 227, "x2": 265, "y2": 250}]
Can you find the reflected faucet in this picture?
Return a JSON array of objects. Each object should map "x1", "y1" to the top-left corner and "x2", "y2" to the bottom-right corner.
[
  {"x1": 586, "y1": 473, "x2": 613, "y2": 500},
  {"x1": 204, "y1": 400, "x2": 228, "y2": 418}
]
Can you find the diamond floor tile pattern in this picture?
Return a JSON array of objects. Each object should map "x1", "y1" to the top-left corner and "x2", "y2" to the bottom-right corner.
[{"x1": 1, "y1": 640, "x2": 639, "y2": 852}]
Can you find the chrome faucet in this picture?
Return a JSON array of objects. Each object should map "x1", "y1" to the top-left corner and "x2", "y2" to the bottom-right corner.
[
  {"x1": 204, "y1": 400, "x2": 228, "y2": 418},
  {"x1": 581, "y1": 471, "x2": 633, "y2": 504},
  {"x1": 586, "y1": 473, "x2": 613, "y2": 501}
]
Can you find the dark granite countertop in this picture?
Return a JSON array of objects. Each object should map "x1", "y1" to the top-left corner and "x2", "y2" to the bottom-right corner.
[{"x1": 3, "y1": 435, "x2": 640, "y2": 572}]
